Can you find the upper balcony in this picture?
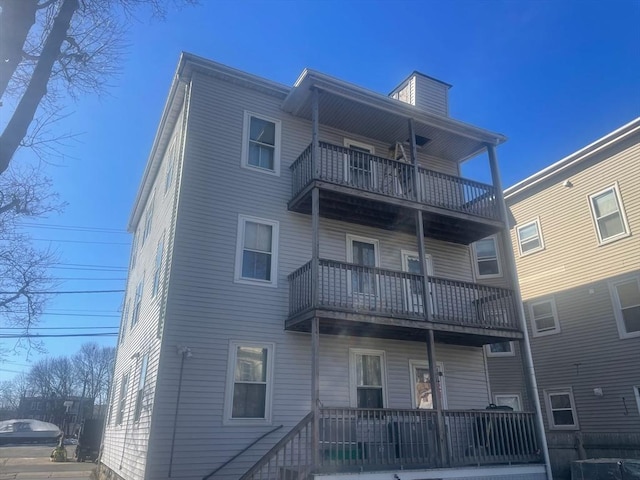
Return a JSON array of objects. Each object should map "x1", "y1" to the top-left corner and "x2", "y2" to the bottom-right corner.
[{"x1": 289, "y1": 142, "x2": 504, "y2": 245}]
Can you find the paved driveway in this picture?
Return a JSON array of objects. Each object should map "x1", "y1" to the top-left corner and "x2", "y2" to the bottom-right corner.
[{"x1": 0, "y1": 444, "x2": 95, "y2": 479}]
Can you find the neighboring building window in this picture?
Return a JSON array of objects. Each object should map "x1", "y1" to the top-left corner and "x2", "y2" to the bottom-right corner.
[
  {"x1": 485, "y1": 341, "x2": 514, "y2": 357},
  {"x1": 134, "y1": 355, "x2": 148, "y2": 423},
  {"x1": 516, "y1": 218, "x2": 544, "y2": 256},
  {"x1": 115, "y1": 374, "x2": 129, "y2": 426},
  {"x1": 529, "y1": 298, "x2": 560, "y2": 337},
  {"x1": 350, "y1": 349, "x2": 386, "y2": 408},
  {"x1": 241, "y1": 111, "x2": 281, "y2": 175},
  {"x1": 225, "y1": 341, "x2": 274, "y2": 423},
  {"x1": 142, "y1": 195, "x2": 154, "y2": 246},
  {"x1": 472, "y1": 235, "x2": 501, "y2": 278},
  {"x1": 609, "y1": 276, "x2": 640, "y2": 338},
  {"x1": 234, "y1": 215, "x2": 279, "y2": 286},
  {"x1": 131, "y1": 277, "x2": 144, "y2": 328},
  {"x1": 544, "y1": 389, "x2": 579, "y2": 429},
  {"x1": 152, "y1": 237, "x2": 164, "y2": 298},
  {"x1": 634, "y1": 386, "x2": 640, "y2": 415},
  {"x1": 588, "y1": 184, "x2": 630, "y2": 244},
  {"x1": 494, "y1": 394, "x2": 522, "y2": 411}
]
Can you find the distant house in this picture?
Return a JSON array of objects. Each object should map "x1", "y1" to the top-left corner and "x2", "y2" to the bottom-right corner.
[
  {"x1": 99, "y1": 53, "x2": 552, "y2": 480},
  {"x1": 17, "y1": 396, "x2": 94, "y2": 435},
  {"x1": 485, "y1": 118, "x2": 640, "y2": 479}
]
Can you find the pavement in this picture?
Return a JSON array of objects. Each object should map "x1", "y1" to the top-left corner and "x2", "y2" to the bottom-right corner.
[{"x1": 0, "y1": 445, "x2": 95, "y2": 480}]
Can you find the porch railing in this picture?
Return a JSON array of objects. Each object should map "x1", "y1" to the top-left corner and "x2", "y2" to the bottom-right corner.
[
  {"x1": 288, "y1": 260, "x2": 519, "y2": 331},
  {"x1": 290, "y1": 142, "x2": 499, "y2": 221}
]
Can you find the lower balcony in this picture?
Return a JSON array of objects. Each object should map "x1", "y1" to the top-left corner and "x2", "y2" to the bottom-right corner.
[
  {"x1": 241, "y1": 408, "x2": 543, "y2": 479},
  {"x1": 287, "y1": 260, "x2": 523, "y2": 346}
]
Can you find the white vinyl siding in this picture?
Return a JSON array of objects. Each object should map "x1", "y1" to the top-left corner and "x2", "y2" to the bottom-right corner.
[
  {"x1": 151, "y1": 237, "x2": 164, "y2": 298},
  {"x1": 131, "y1": 277, "x2": 144, "y2": 328},
  {"x1": 142, "y1": 194, "x2": 154, "y2": 246},
  {"x1": 115, "y1": 373, "x2": 129, "y2": 426},
  {"x1": 609, "y1": 275, "x2": 640, "y2": 338},
  {"x1": 234, "y1": 215, "x2": 279, "y2": 287},
  {"x1": 349, "y1": 349, "x2": 387, "y2": 408},
  {"x1": 472, "y1": 235, "x2": 502, "y2": 278},
  {"x1": 544, "y1": 388, "x2": 579, "y2": 430},
  {"x1": 485, "y1": 341, "x2": 514, "y2": 357},
  {"x1": 241, "y1": 111, "x2": 281, "y2": 175},
  {"x1": 588, "y1": 184, "x2": 630, "y2": 244},
  {"x1": 516, "y1": 218, "x2": 544, "y2": 256},
  {"x1": 529, "y1": 298, "x2": 560, "y2": 337},
  {"x1": 134, "y1": 355, "x2": 148, "y2": 423},
  {"x1": 224, "y1": 341, "x2": 274, "y2": 425}
]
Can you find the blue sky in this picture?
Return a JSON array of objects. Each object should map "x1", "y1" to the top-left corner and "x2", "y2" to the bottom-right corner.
[{"x1": 1, "y1": 0, "x2": 639, "y2": 380}]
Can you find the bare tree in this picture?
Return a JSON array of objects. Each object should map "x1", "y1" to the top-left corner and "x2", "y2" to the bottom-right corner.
[
  {"x1": 0, "y1": 0, "x2": 196, "y2": 174},
  {"x1": 27, "y1": 356, "x2": 78, "y2": 398},
  {"x1": 73, "y1": 342, "x2": 115, "y2": 405},
  {"x1": 0, "y1": 373, "x2": 32, "y2": 410}
]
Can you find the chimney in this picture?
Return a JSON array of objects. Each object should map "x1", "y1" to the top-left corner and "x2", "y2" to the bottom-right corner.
[{"x1": 389, "y1": 72, "x2": 451, "y2": 116}]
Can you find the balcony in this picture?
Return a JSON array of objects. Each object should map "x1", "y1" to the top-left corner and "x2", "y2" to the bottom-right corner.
[
  {"x1": 241, "y1": 408, "x2": 543, "y2": 479},
  {"x1": 287, "y1": 260, "x2": 522, "y2": 346},
  {"x1": 289, "y1": 142, "x2": 503, "y2": 245}
]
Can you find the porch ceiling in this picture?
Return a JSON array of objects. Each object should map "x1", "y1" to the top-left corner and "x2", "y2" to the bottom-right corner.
[{"x1": 283, "y1": 70, "x2": 507, "y2": 163}]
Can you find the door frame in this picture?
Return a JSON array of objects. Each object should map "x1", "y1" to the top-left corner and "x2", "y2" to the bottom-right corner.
[
  {"x1": 408, "y1": 360, "x2": 447, "y2": 409},
  {"x1": 401, "y1": 250, "x2": 434, "y2": 315},
  {"x1": 343, "y1": 138, "x2": 376, "y2": 189}
]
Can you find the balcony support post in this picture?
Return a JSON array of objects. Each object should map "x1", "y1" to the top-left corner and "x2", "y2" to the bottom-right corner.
[
  {"x1": 311, "y1": 87, "x2": 320, "y2": 178},
  {"x1": 311, "y1": 315, "x2": 320, "y2": 468},
  {"x1": 487, "y1": 143, "x2": 553, "y2": 479},
  {"x1": 426, "y1": 329, "x2": 446, "y2": 467},
  {"x1": 409, "y1": 117, "x2": 420, "y2": 200}
]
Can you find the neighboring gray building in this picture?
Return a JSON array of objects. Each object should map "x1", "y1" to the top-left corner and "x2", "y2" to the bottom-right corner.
[
  {"x1": 485, "y1": 118, "x2": 640, "y2": 479},
  {"x1": 99, "y1": 53, "x2": 551, "y2": 480}
]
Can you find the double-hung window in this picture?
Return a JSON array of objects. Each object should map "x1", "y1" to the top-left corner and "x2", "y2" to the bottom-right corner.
[
  {"x1": 134, "y1": 355, "x2": 148, "y2": 423},
  {"x1": 609, "y1": 276, "x2": 640, "y2": 338},
  {"x1": 119, "y1": 300, "x2": 130, "y2": 345},
  {"x1": 472, "y1": 236, "x2": 501, "y2": 278},
  {"x1": 225, "y1": 341, "x2": 274, "y2": 424},
  {"x1": 516, "y1": 218, "x2": 544, "y2": 256},
  {"x1": 241, "y1": 112, "x2": 281, "y2": 175},
  {"x1": 142, "y1": 195, "x2": 154, "y2": 246},
  {"x1": 544, "y1": 388, "x2": 578, "y2": 429},
  {"x1": 131, "y1": 277, "x2": 144, "y2": 328},
  {"x1": 235, "y1": 215, "x2": 279, "y2": 286},
  {"x1": 164, "y1": 138, "x2": 176, "y2": 195},
  {"x1": 115, "y1": 373, "x2": 129, "y2": 426},
  {"x1": 152, "y1": 237, "x2": 164, "y2": 298},
  {"x1": 529, "y1": 298, "x2": 560, "y2": 336},
  {"x1": 350, "y1": 349, "x2": 386, "y2": 408},
  {"x1": 589, "y1": 184, "x2": 630, "y2": 244},
  {"x1": 346, "y1": 235, "x2": 379, "y2": 296}
]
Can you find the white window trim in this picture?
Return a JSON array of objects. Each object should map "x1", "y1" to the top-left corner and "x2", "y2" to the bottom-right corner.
[
  {"x1": 544, "y1": 388, "x2": 579, "y2": 430},
  {"x1": 608, "y1": 275, "x2": 640, "y2": 339},
  {"x1": 516, "y1": 217, "x2": 545, "y2": 257},
  {"x1": 349, "y1": 348, "x2": 388, "y2": 408},
  {"x1": 343, "y1": 138, "x2": 376, "y2": 187},
  {"x1": 164, "y1": 137, "x2": 177, "y2": 196},
  {"x1": 484, "y1": 341, "x2": 515, "y2": 357},
  {"x1": 634, "y1": 386, "x2": 640, "y2": 416},
  {"x1": 472, "y1": 235, "x2": 502, "y2": 279},
  {"x1": 234, "y1": 215, "x2": 279, "y2": 288},
  {"x1": 494, "y1": 393, "x2": 522, "y2": 411},
  {"x1": 408, "y1": 360, "x2": 447, "y2": 409},
  {"x1": 588, "y1": 183, "x2": 631, "y2": 245},
  {"x1": 241, "y1": 111, "x2": 281, "y2": 176},
  {"x1": 529, "y1": 297, "x2": 561, "y2": 337},
  {"x1": 151, "y1": 235, "x2": 165, "y2": 298},
  {"x1": 131, "y1": 275, "x2": 144, "y2": 329},
  {"x1": 343, "y1": 138, "x2": 375, "y2": 154},
  {"x1": 134, "y1": 354, "x2": 149, "y2": 424},
  {"x1": 224, "y1": 340, "x2": 275, "y2": 425},
  {"x1": 346, "y1": 234, "x2": 381, "y2": 297}
]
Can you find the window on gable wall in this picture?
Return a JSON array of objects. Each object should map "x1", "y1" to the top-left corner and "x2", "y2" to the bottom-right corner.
[
  {"x1": 142, "y1": 195, "x2": 154, "y2": 246},
  {"x1": 472, "y1": 236, "x2": 501, "y2": 278},
  {"x1": 589, "y1": 184, "x2": 630, "y2": 244},
  {"x1": 516, "y1": 218, "x2": 544, "y2": 256},
  {"x1": 134, "y1": 355, "x2": 148, "y2": 422},
  {"x1": 241, "y1": 112, "x2": 281, "y2": 175},
  {"x1": 131, "y1": 278, "x2": 144, "y2": 328},
  {"x1": 115, "y1": 374, "x2": 129, "y2": 425},
  {"x1": 152, "y1": 237, "x2": 164, "y2": 297},
  {"x1": 235, "y1": 215, "x2": 279, "y2": 286}
]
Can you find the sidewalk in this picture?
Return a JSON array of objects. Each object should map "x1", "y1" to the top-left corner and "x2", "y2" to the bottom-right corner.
[{"x1": 0, "y1": 446, "x2": 94, "y2": 480}]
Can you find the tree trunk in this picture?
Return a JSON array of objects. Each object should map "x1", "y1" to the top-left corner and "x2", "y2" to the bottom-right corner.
[
  {"x1": 0, "y1": 0, "x2": 79, "y2": 175},
  {"x1": 0, "y1": 0, "x2": 40, "y2": 100}
]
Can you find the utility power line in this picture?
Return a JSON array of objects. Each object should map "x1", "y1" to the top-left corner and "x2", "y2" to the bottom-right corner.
[
  {"x1": 32, "y1": 238, "x2": 130, "y2": 246},
  {"x1": 1, "y1": 327, "x2": 118, "y2": 330},
  {"x1": 0, "y1": 289, "x2": 124, "y2": 295},
  {"x1": 18, "y1": 223, "x2": 128, "y2": 234},
  {"x1": 0, "y1": 333, "x2": 118, "y2": 339}
]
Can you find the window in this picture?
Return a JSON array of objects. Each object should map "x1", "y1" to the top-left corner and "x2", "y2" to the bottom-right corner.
[
  {"x1": 131, "y1": 277, "x2": 144, "y2": 328},
  {"x1": 241, "y1": 111, "x2": 281, "y2": 175},
  {"x1": 130, "y1": 234, "x2": 138, "y2": 269},
  {"x1": 609, "y1": 276, "x2": 640, "y2": 338},
  {"x1": 115, "y1": 374, "x2": 129, "y2": 426},
  {"x1": 589, "y1": 184, "x2": 630, "y2": 244},
  {"x1": 494, "y1": 394, "x2": 522, "y2": 411},
  {"x1": 134, "y1": 355, "x2": 148, "y2": 423},
  {"x1": 119, "y1": 300, "x2": 130, "y2": 345},
  {"x1": 235, "y1": 215, "x2": 279, "y2": 286},
  {"x1": 344, "y1": 139, "x2": 375, "y2": 190},
  {"x1": 516, "y1": 218, "x2": 544, "y2": 256},
  {"x1": 472, "y1": 236, "x2": 501, "y2": 278},
  {"x1": 151, "y1": 237, "x2": 164, "y2": 298},
  {"x1": 409, "y1": 360, "x2": 446, "y2": 409},
  {"x1": 350, "y1": 349, "x2": 386, "y2": 408},
  {"x1": 485, "y1": 341, "x2": 514, "y2": 357},
  {"x1": 225, "y1": 341, "x2": 274, "y2": 424},
  {"x1": 634, "y1": 386, "x2": 640, "y2": 415},
  {"x1": 107, "y1": 388, "x2": 116, "y2": 426},
  {"x1": 164, "y1": 138, "x2": 176, "y2": 194},
  {"x1": 544, "y1": 389, "x2": 578, "y2": 429},
  {"x1": 142, "y1": 194, "x2": 154, "y2": 246},
  {"x1": 346, "y1": 235, "x2": 379, "y2": 296},
  {"x1": 529, "y1": 298, "x2": 560, "y2": 336}
]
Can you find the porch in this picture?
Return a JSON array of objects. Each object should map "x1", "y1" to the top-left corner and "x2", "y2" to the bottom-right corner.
[
  {"x1": 287, "y1": 259, "x2": 523, "y2": 346},
  {"x1": 240, "y1": 407, "x2": 543, "y2": 479}
]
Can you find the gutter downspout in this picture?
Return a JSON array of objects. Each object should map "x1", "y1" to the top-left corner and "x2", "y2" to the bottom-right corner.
[{"x1": 487, "y1": 144, "x2": 553, "y2": 479}]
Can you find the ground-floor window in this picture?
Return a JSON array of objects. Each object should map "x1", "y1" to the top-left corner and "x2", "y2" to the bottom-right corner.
[{"x1": 544, "y1": 388, "x2": 579, "y2": 429}]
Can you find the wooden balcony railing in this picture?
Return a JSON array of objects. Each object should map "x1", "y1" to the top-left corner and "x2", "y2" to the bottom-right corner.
[
  {"x1": 290, "y1": 142, "x2": 500, "y2": 221},
  {"x1": 288, "y1": 260, "x2": 519, "y2": 331},
  {"x1": 241, "y1": 408, "x2": 542, "y2": 478}
]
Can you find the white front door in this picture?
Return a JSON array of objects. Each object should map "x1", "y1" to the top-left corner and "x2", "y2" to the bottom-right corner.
[{"x1": 401, "y1": 251, "x2": 434, "y2": 315}]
